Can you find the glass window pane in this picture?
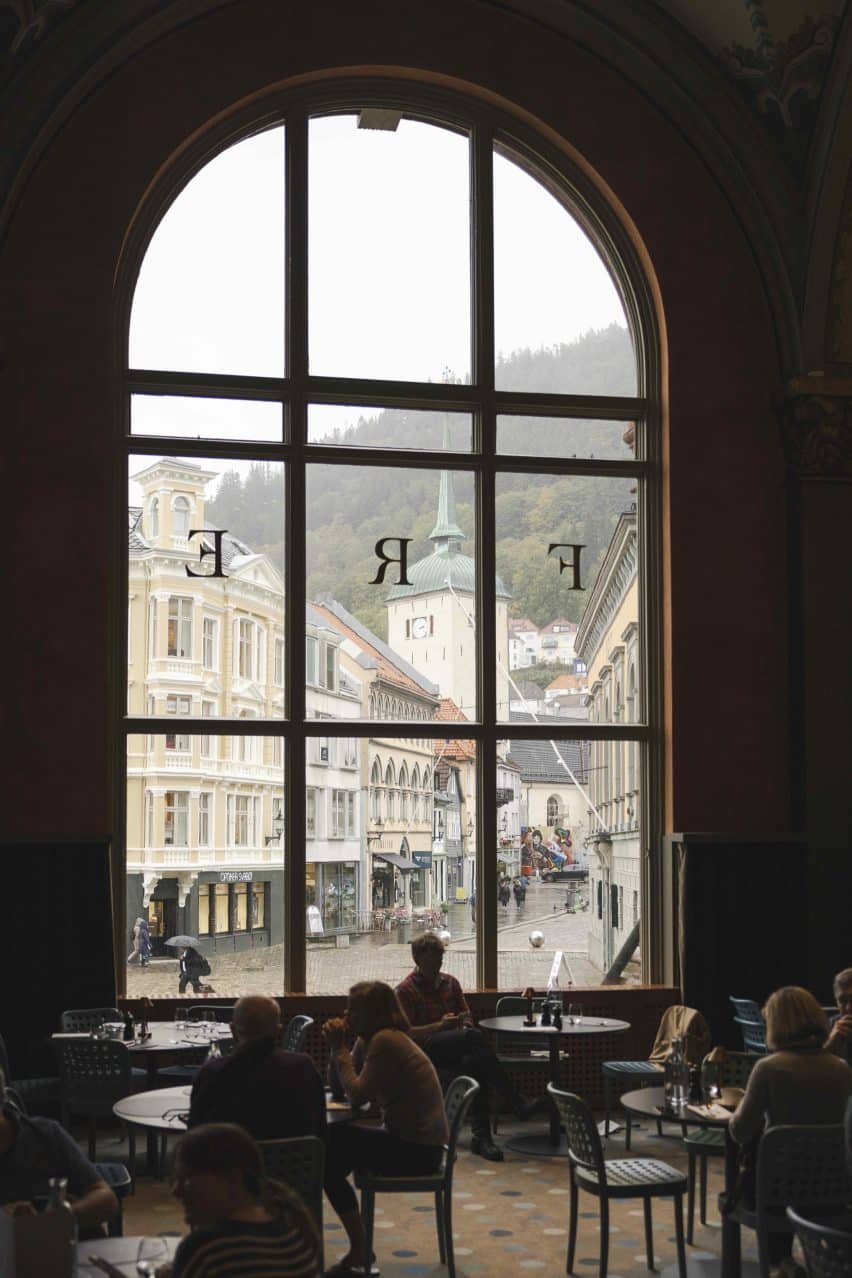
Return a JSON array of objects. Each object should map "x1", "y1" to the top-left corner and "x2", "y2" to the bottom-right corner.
[
  {"x1": 131, "y1": 396, "x2": 283, "y2": 443},
  {"x1": 307, "y1": 463, "x2": 477, "y2": 721},
  {"x1": 309, "y1": 115, "x2": 471, "y2": 382},
  {"x1": 307, "y1": 737, "x2": 475, "y2": 995},
  {"x1": 129, "y1": 127, "x2": 285, "y2": 376},
  {"x1": 126, "y1": 733, "x2": 284, "y2": 997},
  {"x1": 496, "y1": 474, "x2": 639, "y2": 725},
  {"x1": 494, "y1": 144, "x2": 636, "y2": 395},
  {"x1": 128, "y1": 455, "x2": 285, "y2": 719},
  {"x1": 497, "y1": 737, "x2": 641, "y2": 985},
  {"x1": 497, "y1": 415, "x2": 637, "y2": 461},
  {"x1": 308, "y1": 404, "x2": 472, "y2": 451}
]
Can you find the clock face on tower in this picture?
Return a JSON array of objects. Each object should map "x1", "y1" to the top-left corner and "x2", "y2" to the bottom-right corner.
[{"x1": 412, "y1": 616, "x2": 428, "y2": 639}]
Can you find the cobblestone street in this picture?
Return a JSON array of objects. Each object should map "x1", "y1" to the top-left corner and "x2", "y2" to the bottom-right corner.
[{"x1": 126, "y1": 879, "x2": 603, "y2": 998}]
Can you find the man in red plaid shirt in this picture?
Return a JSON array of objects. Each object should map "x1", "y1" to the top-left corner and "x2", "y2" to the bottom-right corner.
[{"x1": 396, "y1": 932, "x2": 533, "y2": 1161}]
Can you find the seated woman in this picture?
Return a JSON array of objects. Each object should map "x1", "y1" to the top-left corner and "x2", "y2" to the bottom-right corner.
[
  {"x1": 168, "y1": 1123, "x2": 321, "y2": 1277},
  {"x1": 322, "y1": 981, "x2": 449, "y2": 1276},
  {"x1": 729, "y1": 986, "x2": 852, "y2": 1269}
]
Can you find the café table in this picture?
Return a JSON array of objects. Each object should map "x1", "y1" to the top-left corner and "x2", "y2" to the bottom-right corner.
[
  {"x1": 78, "y1": 1233, "x2": 179, "y2": 1276},
  {"x1": 52, "y1": 1021, "x2": 232, "y2": 1088},
  {"x1": 114, "y1": 1085, "x2": 359, "y2": 1175},
  {"x1": 619, "y1": 1086, "x2": 759, "y2": 1278},
  {"x1": 479, "y1": 1013, "x2": 630, "y2": 1157}
]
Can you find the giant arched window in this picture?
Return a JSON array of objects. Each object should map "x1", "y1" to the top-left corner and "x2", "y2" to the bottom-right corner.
[{"x1": 122, "y1": 85, "x2": 657, "y2": 995}]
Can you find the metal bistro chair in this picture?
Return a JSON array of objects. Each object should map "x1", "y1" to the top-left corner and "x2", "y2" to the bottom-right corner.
[
  {"x1": 60, "y1": 1009, "x2": 147, "y2": 1085},
  {"x1": 787, "y1": 1206, "x2": 852, "y2": 1278},
  {"x1": 730, "y1": 1125, "x2": 852, "y2": 1278},
  {"x1": 55, "y1": 1037, "x2": 136, "y2": 1164},
  {"x1": 685, "y1": 1050, "x2": 759, "y2": 1242},
  {"x1": 492, "y1": 995, "x2": 560, "y2": 1125},
  {"x1": 548, "y1": 1083, "x2": 688, "y2": 1278},
  {"x1": 729, "y1": 997, "x2": 769, "y2": 1054},
  {"x1": 259, "y1": 1134, "x2": 324, "y2": 1267},
  {"x1": 355, "y1": 1075, "x2": 480, "y2": 1278},
  {"x1": 603, "y1": 1004, "x2": 710, "y2": 1149},
  {"x1": 282, "y1": 1014, "x2": 313, "y2": 1053}
]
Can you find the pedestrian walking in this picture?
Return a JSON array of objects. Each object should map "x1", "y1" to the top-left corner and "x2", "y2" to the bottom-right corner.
[
  {"x1": 127, "y1": 915, "x2": 152, "y2": 966},
  {"x1": 498, "y1": 880, "x2": 511, "y2": 909},
  {"x1": 469, "y1": 890, "x2": 476, "y2": 925},
  {"x1": 513, "y1": 877, "x2": 526, "y2": 907},
  {"x1": 179, "y1": 945, "x2": 212, "y2": 995}
]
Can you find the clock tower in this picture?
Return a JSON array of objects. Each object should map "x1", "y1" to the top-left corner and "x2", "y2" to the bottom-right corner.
[{"x1": 386, "y1": 452, "x2": 510, "y2": 718}]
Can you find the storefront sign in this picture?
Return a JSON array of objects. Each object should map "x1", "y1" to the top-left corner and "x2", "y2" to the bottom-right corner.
[
  {"x1": 307, "y1": 905, "x2": 324, "y2": 936},
  {"x1": 219, "y1": 871, "x2": 253, "y2": 882},
  {"x1": 412, "y1": 849, "x2": 432, "y2": 869}
]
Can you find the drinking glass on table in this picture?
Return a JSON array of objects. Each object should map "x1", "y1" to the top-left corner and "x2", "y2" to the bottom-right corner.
[
  {"x1": 568, "y1": 1003, "x2": 583, "y2": 1026},
  {"x1": 136, "y1": 1235, "x2": 169, "y2": 1276},
  {"x1": 173, "y1": 1007, "x2": 186, "y2": 1032}
]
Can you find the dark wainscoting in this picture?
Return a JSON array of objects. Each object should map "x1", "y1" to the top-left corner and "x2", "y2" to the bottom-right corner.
[
  {"x1": 666, "y1": 833, "x2": 810, "y2": 1047},
  {"x1": 0, "y1": 841, "x2": 116, "y2": 1079},
  {"x1": 120, "y1": 986, "x2": 679, "y2": 1109}
]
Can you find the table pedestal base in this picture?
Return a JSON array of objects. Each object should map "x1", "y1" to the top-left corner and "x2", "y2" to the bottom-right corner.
[{"x1": 504, "y1": 1131, "x2": 572, "y2": 1157}]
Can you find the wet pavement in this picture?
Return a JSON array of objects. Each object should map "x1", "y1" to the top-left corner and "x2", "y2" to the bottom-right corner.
[{"x1": 126, "y1": 877, "x2": 601, "y2": 998}]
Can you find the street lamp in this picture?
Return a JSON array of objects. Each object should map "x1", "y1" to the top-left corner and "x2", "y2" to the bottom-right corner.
[
  {"x1": 265, "y1": 810, "x2": 285, "y2": 846},
  {"x1": 365, "y1": 817, "x2": 384, "y2": 845}
]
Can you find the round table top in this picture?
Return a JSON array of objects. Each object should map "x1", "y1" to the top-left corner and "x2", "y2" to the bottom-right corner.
[
  {"x1": 114, "y1": 1084, "x2": 191, "y2": 1131},
  {"x1": 479, "y1": 1014, "x2": 630, "y2": 1036},
  {"x1": 114, "y1": 1085, "x2": 358, "y2": 1131},
  {"x1": 79, "y1": 1233, "x2": 180, "y2": 1276},
  {"x1": 54, "y1": 1021, "x2": 232, "y2": 1056},
  {"x1": 620, "y1": 1085, "x2": 732, "y2": 1127}
]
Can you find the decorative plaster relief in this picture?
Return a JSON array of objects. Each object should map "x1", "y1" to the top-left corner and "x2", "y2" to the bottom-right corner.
[{"x1": 779, "y1": 392, "x2": 852, "y2": 477}]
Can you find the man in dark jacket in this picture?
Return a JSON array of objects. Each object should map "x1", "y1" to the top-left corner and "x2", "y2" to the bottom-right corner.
[{"x1": 188, "y1": 996, "x2": 326, "y2": 1142}]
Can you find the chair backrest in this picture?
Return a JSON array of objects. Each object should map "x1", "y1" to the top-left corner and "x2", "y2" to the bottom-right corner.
[
  {"x1": 282, "y1": 1015, "x2": 313, "y2": 1054},
  {"x1": 259, "y1": 1135, "x2": 324, "y2": 1233},
  {"x1": 719, "y1": 1050, "x2": 760, "y2": 1090},
  {"x1": 494, "y1": 995, "x2": 549, "y2": 1054},
  {"x1": 729, "y1": 997, "x2": 763, "y2": 1023},
  {"x1": 547, "y1": 1084, "x2": 606, "y2": 1182},
  {"x1": 60, "y1": 1008, "x2": 122, "y2": 1034},
  {"x1": 756, "y1": 1125, "x2": 852, "y2": 1217},
  {"x1": 787, "y1": 1206, "x2": 852, "y2": 1278},
  {"x1": 55, "y1": 1038, "x2": 132, "y2": 1112},
  {"x1": 186, "y1": 1005, "x2": 234, "y2": 1022},
  {"x1": 734, "y1": 1017, "x2": 768, "y2": 1054},
  {"x1": 443, "y1": 1075, "x2": 480, "y2": 1178},
  {"x1": 648, "y1": 1005, "x2": 711, "y2": 1066}
]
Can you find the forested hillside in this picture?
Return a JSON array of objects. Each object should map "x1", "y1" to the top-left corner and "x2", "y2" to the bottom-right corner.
[{"x1": 206, "y1": 325, "x2": 636, "y2": 639}]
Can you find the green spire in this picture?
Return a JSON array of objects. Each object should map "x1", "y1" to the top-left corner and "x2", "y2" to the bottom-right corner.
[{"x1": 429, "y1": 417, "x2": 465, "y2": 550}]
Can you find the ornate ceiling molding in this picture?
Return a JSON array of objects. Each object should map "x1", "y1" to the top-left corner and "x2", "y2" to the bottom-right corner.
[{"x1": 779, "y1": 380, "x2": 852, "y2": 477}]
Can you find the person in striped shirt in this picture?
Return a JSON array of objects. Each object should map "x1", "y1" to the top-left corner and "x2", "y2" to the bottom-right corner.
[{"x1": 165, "y1": 1123, "x2": 321, "y2": 1278}]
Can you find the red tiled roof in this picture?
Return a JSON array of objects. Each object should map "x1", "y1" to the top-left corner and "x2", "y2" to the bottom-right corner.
[{"x1": 310, "y1": 602, "x2": 437, "y2": 701}]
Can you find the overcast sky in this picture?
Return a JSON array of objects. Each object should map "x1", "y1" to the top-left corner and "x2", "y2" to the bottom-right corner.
[{"x1": 129, "y1": 113, "x2": 628, "y2": 501}]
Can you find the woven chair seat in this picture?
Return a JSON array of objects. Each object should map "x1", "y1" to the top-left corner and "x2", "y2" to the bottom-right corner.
[
  {"x1": 577, "y1": 1157, "x2": 687, "y2": 1192},
  {"x1": 602, "y1": 1060, "x2": 663, "y2": 1077},
  {"x1": 684, "y1": 1128, "x2": 725, "y2": 1151}
]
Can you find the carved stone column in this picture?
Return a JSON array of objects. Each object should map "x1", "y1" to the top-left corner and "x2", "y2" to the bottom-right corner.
[{"x1": 778, "y1": 379, "x2": 852, "y2": 477}]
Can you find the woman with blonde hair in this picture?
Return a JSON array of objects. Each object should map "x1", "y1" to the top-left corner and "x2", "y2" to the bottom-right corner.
[
  {"x1": 729, "y1": 986, "x2": 852, "y2": 1271},
  {"x1": 322, "y1": 981, "x2": 448, "y2": 1276}
]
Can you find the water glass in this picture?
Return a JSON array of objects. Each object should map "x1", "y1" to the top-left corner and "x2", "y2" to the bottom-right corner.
[
  {"x1": 137, "y1": 1236, "x2": 168, "y2": 1276},
  {"x1": 568, "y1": 1003, "x2": 583, "y2": 1026},
  {"x1": 173, "y1": 1008, "x2": 186, "y2": 1031}
]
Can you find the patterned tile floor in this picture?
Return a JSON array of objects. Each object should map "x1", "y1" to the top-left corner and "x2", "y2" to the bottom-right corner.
[{"x1": 116, "y1": 1115, "x2": 762, "y2": 1276}]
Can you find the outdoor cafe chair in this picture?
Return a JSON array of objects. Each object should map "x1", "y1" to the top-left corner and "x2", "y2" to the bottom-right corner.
[
  {"x1": 355, "y1": 1075, "x2": 480, "y2": 1278},
  {"x1": 729, "y1": 997, "x2": 768, "y2": 1054},
  {"x1": 59, "y1": 1009, "x2": 146, "y2": 1085},
  {"x1": 684, "y1": 1049, "x2": 758, "y2": 1242},
  {"x1": 787, "y1": 1206, "x2": 852, "y2": 1278},
  {"x1": 548, "y1": 1082, "x2": 688, "y2": 1277},
  {"x1": 726, "y1": 1124, "x2": 852, "y2": 1278}
]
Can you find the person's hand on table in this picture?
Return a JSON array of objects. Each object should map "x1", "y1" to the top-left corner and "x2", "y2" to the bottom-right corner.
[{"x1": 323, "y1": 1016, "x2": 347, "y2": 1050}]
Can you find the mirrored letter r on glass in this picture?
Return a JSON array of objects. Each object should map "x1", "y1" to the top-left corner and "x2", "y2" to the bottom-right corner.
[
  {"x1": 370, "y1": 538, "x2": 412, "y2": 586},
  {"x1": 186, "y1": 529, "x2": 228, "y2": 578}
]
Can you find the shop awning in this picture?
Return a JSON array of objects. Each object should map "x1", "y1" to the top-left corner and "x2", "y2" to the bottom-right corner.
[{"x1": 373, "y1": 852, "x2": 419, "y2": 872}]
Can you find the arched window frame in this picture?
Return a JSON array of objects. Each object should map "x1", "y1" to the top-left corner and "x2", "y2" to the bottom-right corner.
[{"x1": 119, "y1": 78, "x2": 661, "y2": 992}]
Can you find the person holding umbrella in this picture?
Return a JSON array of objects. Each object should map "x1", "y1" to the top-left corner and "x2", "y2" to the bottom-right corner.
[{"x1": 166, "y1": 935, "x2": 213, "y2": 995}]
